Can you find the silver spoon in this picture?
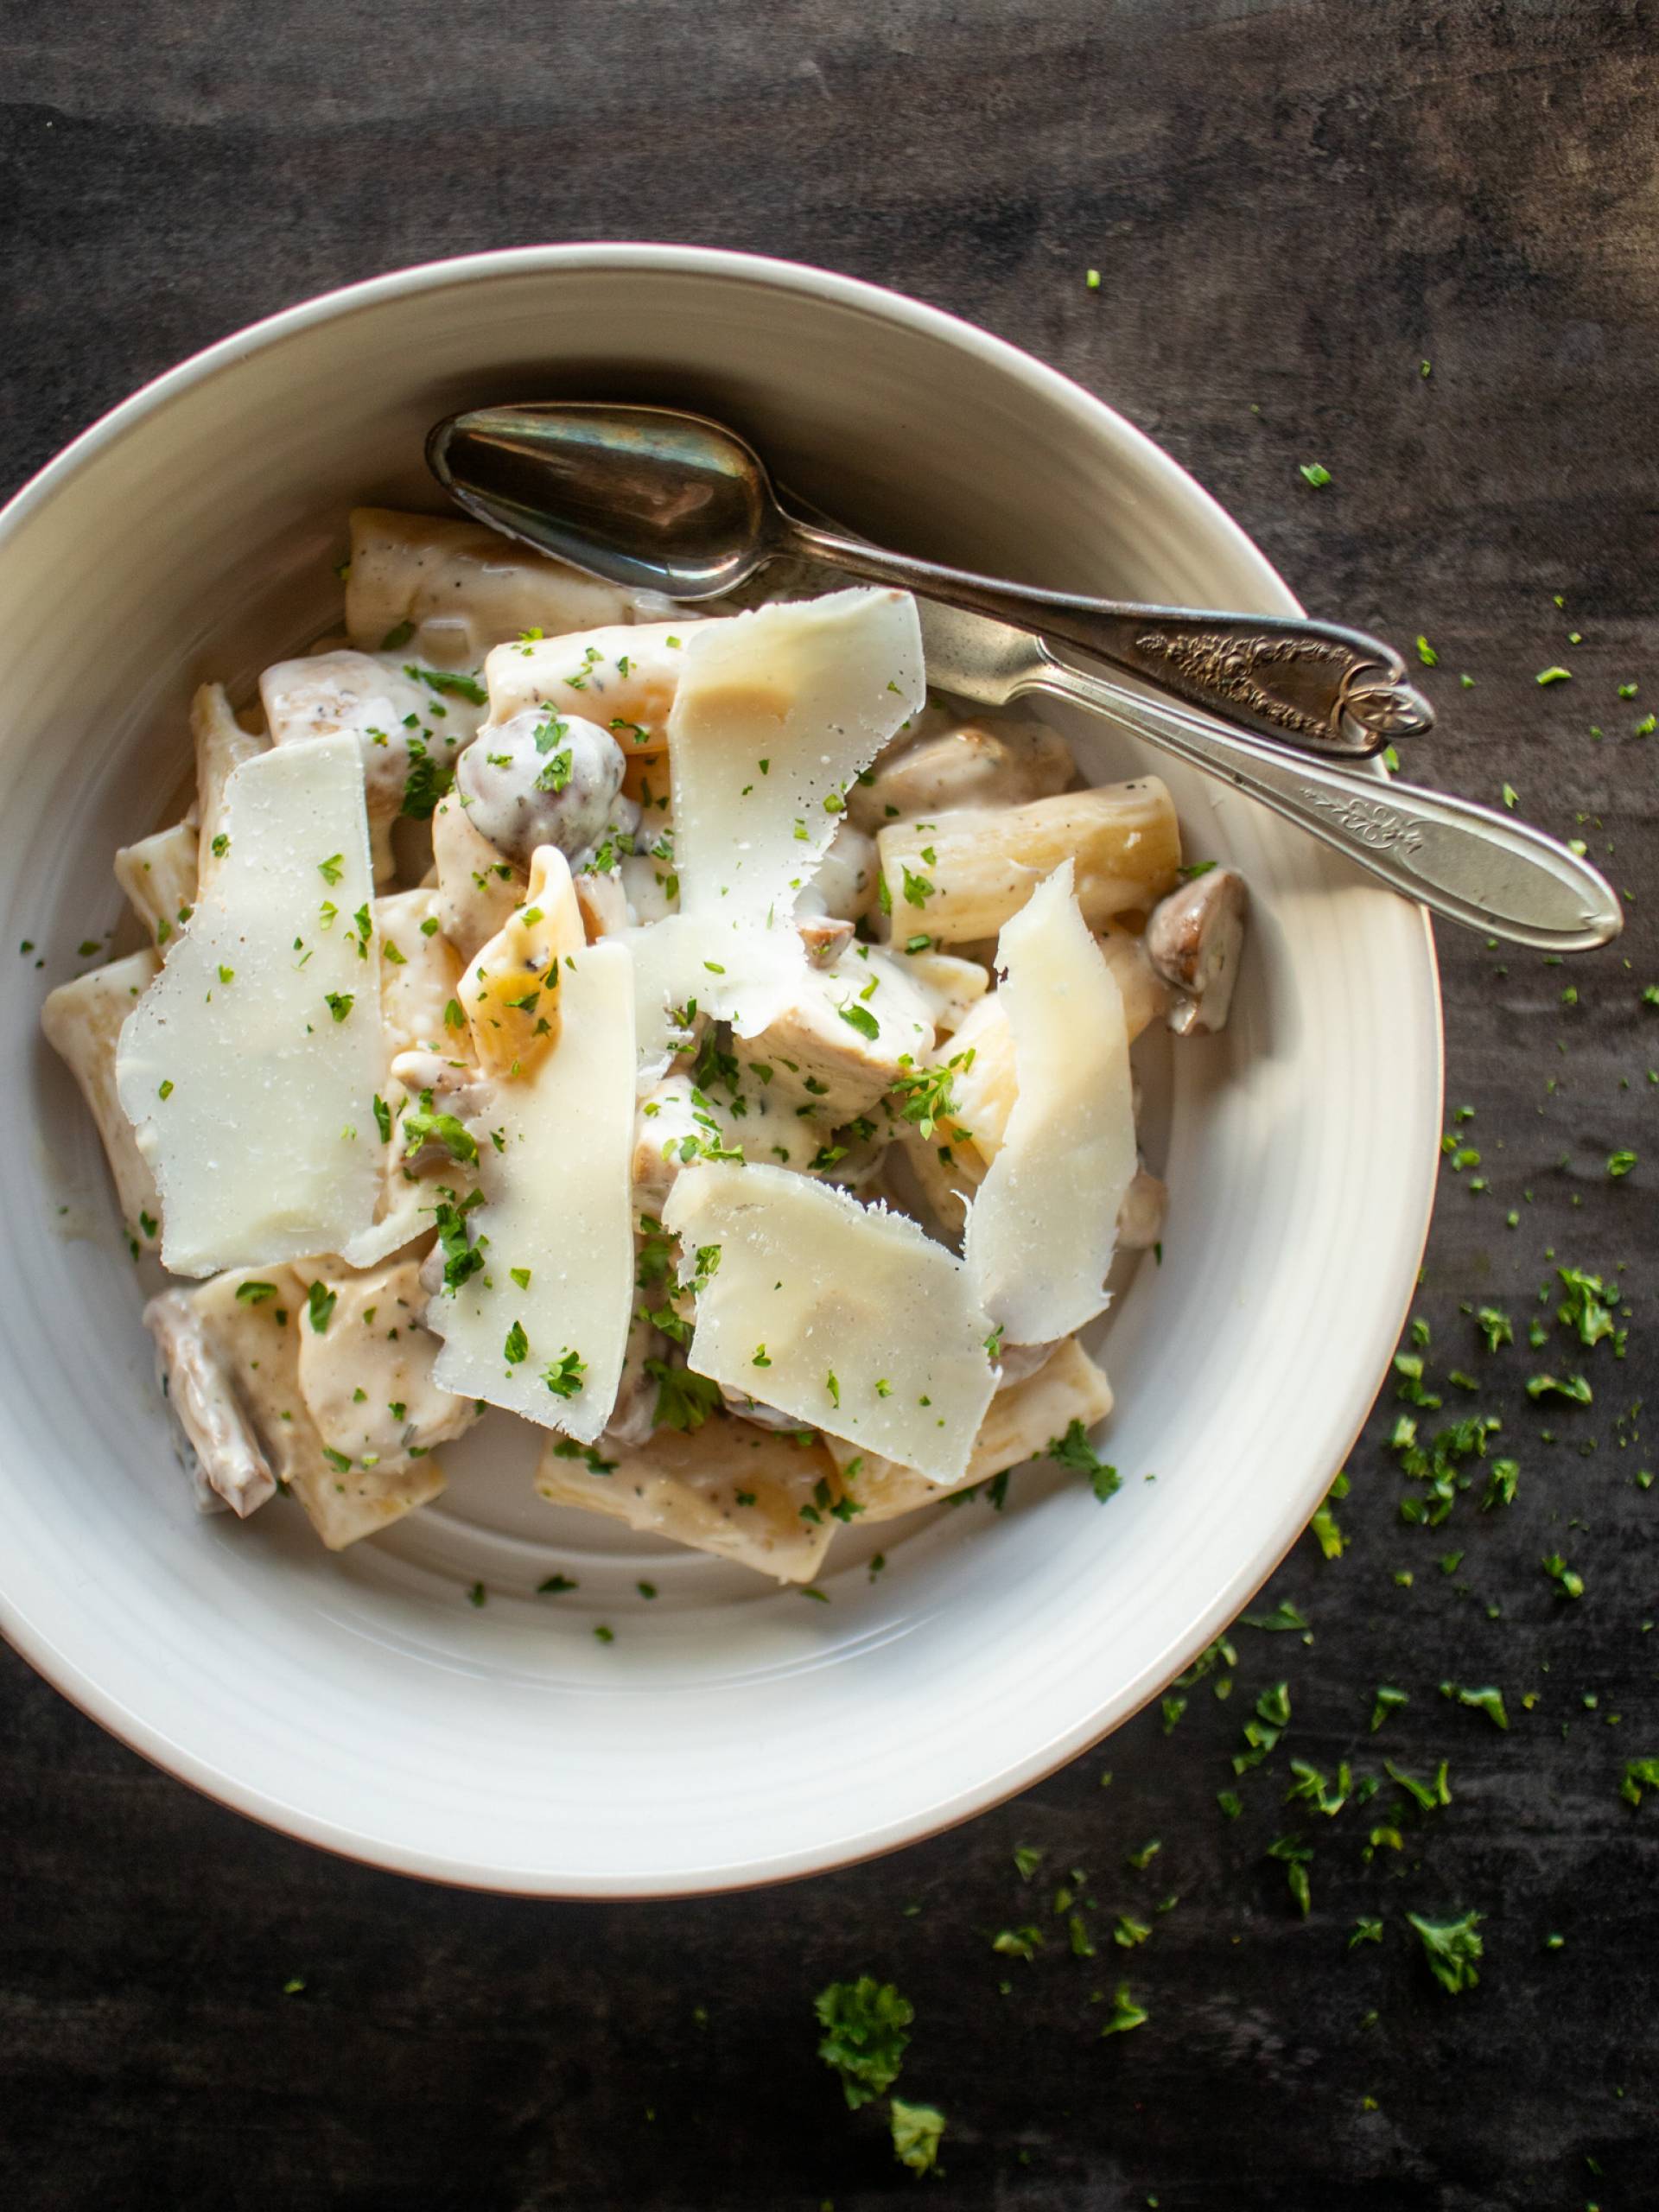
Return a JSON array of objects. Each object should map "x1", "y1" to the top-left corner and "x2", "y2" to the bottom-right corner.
[
  {"x1": 426, "y1": 401, "x2": 1622, "y2": 951},
  {"x1": 427, "y1": 401, "x2": 1429, "y2": 760}
]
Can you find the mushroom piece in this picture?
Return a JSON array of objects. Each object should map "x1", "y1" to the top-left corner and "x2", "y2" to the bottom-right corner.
[
  {"x1": 41, "y1": 951, "x2": 164, "y2": 1248},
  {"x1": 848, "y1": 718, "x2": 1075, "y2": 832},
  {"x1": 992, "y1": 1338, "x2": 1059, "y2": 1392},
  {"x1": 453, "y1": 709, "x2": 625, "y2": 868},
  {"x1": 143, "y1": 1284, "x2": 279, "y2": 1518},
  {"x1": 809, "y1": 822, "x2": 880, "y2": 922},
  {"x1": 798, "y1": 914, "x2": 855, "y2": 969},
  {"x1": 604, "y1": 1307, "x2": 671, "y2": 1451},
  {"x1": 1116, "y1": 1162, "x2": 1168, "y2": 1250},
  {"x1": 575, "y1": 867, "x2": 631, "y2": 940},
  {"x1": 1143, "y1": 868, "x2": 1249, "y2": 1035}
]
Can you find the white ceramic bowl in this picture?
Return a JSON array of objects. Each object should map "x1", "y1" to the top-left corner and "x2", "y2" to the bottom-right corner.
[{"x1": 0, "y1": 247, "x2": 1440, "y2": 1894}]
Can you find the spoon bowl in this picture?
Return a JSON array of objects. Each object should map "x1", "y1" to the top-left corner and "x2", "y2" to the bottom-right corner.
[{"x1": 429, "y1": 403, "x2": 778, "y2": 599}]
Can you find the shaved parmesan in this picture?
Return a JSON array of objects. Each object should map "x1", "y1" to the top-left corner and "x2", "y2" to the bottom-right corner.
[
  {"x1": 626, "y1": 591, "x2": 925, "y2": 1078},
  {"x1": 963, "y1": 861, "x2": 1135, "y2": 1342},
  {"x1": 536, "y1": 1415, "x2": 839, "y2": 1583},
  {"x1": 430, "y1": 941, "x2": 635, "y2": 1441},
  {"x1": 670, "y1": 588, "x2": 924, "y2": 918},
  {"x1": 116, "y1": 732, "x2": 384, "y2": 1276},
  {"x1": 664, "y1": 1160, "x2": 995, "y2": 1486}
]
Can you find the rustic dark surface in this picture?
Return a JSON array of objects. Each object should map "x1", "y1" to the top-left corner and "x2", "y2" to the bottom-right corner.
[{"x1": 3, "y1": 3, "x2": 1656, "y2": 2207}]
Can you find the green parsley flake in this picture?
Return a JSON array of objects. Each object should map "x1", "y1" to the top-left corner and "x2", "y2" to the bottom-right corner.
[
  {"x1": 542, "y1": 1348, "x2": 586, "y2": 1400},
  {"x1": 1408, "y1": 1910, "x2": 1484, "y2": 1993},
  {"x1": 813, "y1": 1977, "x2": 912, "y2": 2109},
  {"x1": 1046, "y1": 1418, "x2": 1120, "y2": 1501},
  {"x1": 503, "y1": 1319, "x2": 529, "y2": 1366},
  {"x1": 1300, "y1": 461, "x2": 1332, "y2": 488},
  {"x1": 306, "y1": 1281, "x2": 337, "y2": 1333},
  {"x1": 889, "y1": 2099, "x2": 945, "y2": 2177}
]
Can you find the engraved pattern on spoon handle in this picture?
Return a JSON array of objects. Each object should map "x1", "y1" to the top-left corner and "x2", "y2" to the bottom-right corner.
[
  {"x1": 785, "y1": 517, "x2": 1428, "y2": 759},
  {"x1": 1037, "y1": 661, "x2": 1623, "y2": 952}
]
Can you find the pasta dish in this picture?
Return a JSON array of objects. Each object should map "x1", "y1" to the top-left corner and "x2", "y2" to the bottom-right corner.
[{"x1": 41, "y1": 506, "x2": 1247, "y2": 1583}]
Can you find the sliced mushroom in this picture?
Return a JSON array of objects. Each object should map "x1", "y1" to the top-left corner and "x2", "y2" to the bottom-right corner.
[
  {"x1": 809, "y1": 822, "x2": 880, "y2": 923},
  {"x1": 848, "y1": 717, "x2": 1075, "y2": 832},
  {"x1": 1143, "y1": 868, "x2": 1249, "y2": 1035},
  {"x1": 115, "y1": 822, "x2": 200, "y2": 951},
  {"x1": 432, "y1": 791, "x2": 525, "y2": 960},
  {"x1": 1095, "y1": 925, "x2": 1173, "y2": 1039},
  {"x1": 41, "y1": 951, "x2": 164, "y2": 1247},
  {"x1": 143, "y1": 1284, "x2": 279, "y2": 1517},
  {"x1": 605, "y1": 1306, "x2": 671, "y2": 1451},
  {"x1": 992, "y1": 1338, "x2": 1059, "y2": 1392},
  {"x1": 798, "y1": 914, "x2": 855, "y2": 969}
]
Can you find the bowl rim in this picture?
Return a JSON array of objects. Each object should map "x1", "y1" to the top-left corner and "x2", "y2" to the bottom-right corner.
[{"x1": 0, "y1": 242, "x2": 1442, "y2": 1896}]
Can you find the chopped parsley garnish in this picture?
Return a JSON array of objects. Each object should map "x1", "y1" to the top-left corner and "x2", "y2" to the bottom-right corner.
[
  {"x1": 899, "y1": 864, "x2": 934, "y2": 908},
  {"x1": 235, "y1": 1281, "x2": 279, "y2": 1306},
  {"x1": 404, "y1": 663, "x2": 486, "y2": 704},
  {"x1": 317, "y1": 853, "x2": 345, "y2": 887},
  {"x1": 306, "y1": 1281, "x2": 337, "y2": 1333},
  {"x1": 503, "y1": 1319, "x2": 529, "y2": 1366},
  {"x1": 372, "y1": 1094, "x2": 392, "y2": 1143},
  {"x1": 1300, "y1": 461, "x2": 1332, "y2": 488},
  {"x1": 550, "y1": 1439, "x2": 619, "y2": 1475},
  {"x1": 542, "y1": 1348, "x2": 586, "y2": 1400},
  {"x1": 1541, "y1": 1551, "x2": 1584, "y2": 1599},
  {"x1": 324, "y1": 992, "x2": 353, "y2": 1023},
  {"x1": 1046, "y1": 1418, "x2": 1120, "y2": 1501},
  {"x1": 1408, "y1": 1910, "x2": 1484, "y2": 1993},
  {"x1": 837, "y1": 1001, "x2": 880, "y2": 1041},
  {"x1": 888, "y1": 2099, "x2": 945, "y2": 2177},
  {"x1": 645, "y1": 1359, "x2": 721, "y2": 1432},
  {"x1": 813, "y1": 1978, "x2": 912, "y2": 2109},
  {"x1": 1267, "y1": 1834, "x2": 1313, "y2": 1914},
  {"x1": 402, "y1": 1090, "x2": 479, "y2": 1166},
  {"x1": 537, "y1": 1574, "x2": 580, "y2": 1595},
  {"x1": 1619, "y1": 1758, "x2": 1659, "y2": 1809},
  {"x1": 1098, "y1": 1983, "x2": 1148, "y2": 2037},
  {"x1": 433, "y1": 1190, "x2": 486, "y2": 1291}
]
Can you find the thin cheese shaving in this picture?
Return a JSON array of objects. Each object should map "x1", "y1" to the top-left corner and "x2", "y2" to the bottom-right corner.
[
  {"x1": 115, "y1": 732, "x2": 384, "y2": 1275},
  {"x1": 963, "y1": 861, "x2": 1135, "y2": 1341}
]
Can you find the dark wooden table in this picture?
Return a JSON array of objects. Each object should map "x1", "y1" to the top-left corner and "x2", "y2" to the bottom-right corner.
[{"x1": 3, "y1": 5, "x2": 1655, "y2": 2206}]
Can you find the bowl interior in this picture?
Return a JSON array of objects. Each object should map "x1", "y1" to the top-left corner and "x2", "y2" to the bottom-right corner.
[{"x1": 0, "y1": 250, "x2": 1440, "y2": 1892}]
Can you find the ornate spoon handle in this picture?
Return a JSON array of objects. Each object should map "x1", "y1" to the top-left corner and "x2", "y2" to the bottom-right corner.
[
  {"x1": 1036, "y1": 655, "x2": 1622, "y2": 952},
  {"x1": 786, "y1": 516, "x2": 1433, "y2": 760}
]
